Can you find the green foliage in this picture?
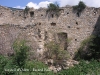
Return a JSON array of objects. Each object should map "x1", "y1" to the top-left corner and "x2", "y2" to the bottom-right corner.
[
  {"x1": 47, "y1": 3, "x2": 59, "y2": 12},
  {"x1": 0, "y1": 55, "x2": 17, "y2": 75},
  {"x1": 24, "y1": 60, "x2": 54, "y2": 75},
  {"x1": 24, "y1": 6, "x2": 29, "y2": 15},
  {"x1": 73, "y1": 1, "x2": 86, "y2": 17},
  {"x1": 47, "y1": 3, "x2": 60, "y2": 17},
  {"x1": 57, "y1": 60, "x2": 100, "y2": 75},
  {"x1": 44, "y1": 41, "x2": 69, "y2": 60},
  {"x1": 75, "y1": 35, "x2": 100, "y2": 60},
  {"x1": 13, "y1": 40, "x2": 30, "y2": 68}
]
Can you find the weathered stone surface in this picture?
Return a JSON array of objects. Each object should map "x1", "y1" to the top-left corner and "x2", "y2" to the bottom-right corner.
[{"x1": 0, "y1": 5, "x2": 100, "y2": 60}]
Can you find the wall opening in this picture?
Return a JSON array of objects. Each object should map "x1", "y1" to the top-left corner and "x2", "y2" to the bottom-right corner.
[
  {"x1": 68, "y1": 26, "x2": 70, "y2": 28},
  {"x1": 19, "y1": 14, "x2": 21, "y2": 16},
  {"x1": 38, "y1": 29, "x2": 41, "y2": 38},
  {"x1": 67, "y1": 12, "x2": 69, "y2": 14},
  {"x1": 77, "y1": 12, "x2": 80, "y2": 17},
  {"x1": 51, "y1": 14, "x2": 54, "y2": 18},
  {"x1": 12, "y1": 12, "x2": 14, "y2": 15},
  {"x1": 57, "y1": 32, "x2": 68, "y2": 50},
  {"x1": 76, "y1": 22, "x2": 78, "y2": 25},
  {"x1": 30, "y1": 11, "x2": 34, "y2": 17},
  {"x1": 39, "y1": 22, "x2": 41, "y2": 25},
  {"x1": 44, "y1": 31, "x2": 48, "y2": 40},
  {"x1": 41, "y1": 14, "x2": 43, "y2": 16},
  {"x1": 77, "y1": 27, "x2": 80, "y2": 30},
  {"x1": 75, "y1": 39, "x2": 77, "y2": 41},
  {"x1": 50, "y1": 22, "x2": 56, "y2": 26}
]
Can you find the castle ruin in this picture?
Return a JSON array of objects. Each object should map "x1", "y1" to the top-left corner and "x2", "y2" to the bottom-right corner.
[{"x1": 0, "y1": 5, "x2": 100, "y2": 59}]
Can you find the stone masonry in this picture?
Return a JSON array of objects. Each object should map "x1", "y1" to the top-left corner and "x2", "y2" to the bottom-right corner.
[{"x1": 0, "y1": 5, "x2": 100, "y2": 59}]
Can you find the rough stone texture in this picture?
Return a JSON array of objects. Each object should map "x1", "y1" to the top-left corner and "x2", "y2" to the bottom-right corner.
[{"x1": 0, "y1": 5, "x2": 100, "y2": 59}]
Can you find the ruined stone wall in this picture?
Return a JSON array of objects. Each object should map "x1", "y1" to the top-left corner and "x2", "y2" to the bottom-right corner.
[{"x1": 0, "y1": 5, "x2": 100, "y2": 58}]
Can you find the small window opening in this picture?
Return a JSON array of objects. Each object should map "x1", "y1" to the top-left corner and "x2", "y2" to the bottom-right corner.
[
  {"x1": 77, "y1": 12, "x2": 80, "y2": 17},
  {"x1": 30, "y1": 11, "x2": 34, "y2": 17},
  {"x1": 68, "y1": 26, "x2": 70, "y2": 28},
  {"x1": 51, "y1": 14, "x2": 54, "y2": 18},
  {"x1": 77, "y1": 27, "x2": 80, "y2": 30},
  {"x1": 12, "y1": 12, "x2": 14, "y2": 15},
  {"x1": 24, "y1": 17, "x2": 26, "y2": 19},
  {"x1": 94, "y1": 12, "x2": 96, "y2": 15},
  {"x1": 19, "y1": 14, "x2": 21, "y2": 16},
  {"x1": 76, "y1": 22, "x2": 78, "y2": 25},
  {"x1": 75, "y1": 39, "x2": 77, "y2": 41},
  {"x1": 41, "y1": 14, "x2": 43, "y2": 16},
  {"x1": 39, "y1": 23, "x2": 41, "y2": 25},
  {"x1": 67, "y1": 12, "x2": 69, "y2": 14},
  {"x1": 50, "y1": 22, "x2": 56, "y2": 26}
]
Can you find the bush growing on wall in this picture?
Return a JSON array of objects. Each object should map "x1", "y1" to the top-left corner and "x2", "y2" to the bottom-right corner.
[
  {"x1": 47, "y1": 3, "x2": 60, "y2": 17},
  {"x1": 73, "y1": 1, "x2": 86, "y2": 17},
  {"x1": 44, "y1": 41, "x2": 69, "y2": 64}
]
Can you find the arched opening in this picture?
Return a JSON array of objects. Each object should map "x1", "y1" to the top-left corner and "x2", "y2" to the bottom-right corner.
[{"x1": 57, "y1": 32, "x2": 68, "y2": 50}]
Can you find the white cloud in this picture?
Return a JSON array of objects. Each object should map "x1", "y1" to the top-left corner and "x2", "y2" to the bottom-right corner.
[
  {"x1": 26, "y1": 1, "x2": 52, "y2": 9},
  {"x1": 14, "y1": 6, "x2": 25, "y2": 9},
  {"x1": 14, "y1": 0, "x2": 100, "y2": 9},
  {"x1": 49, "y1": 0, "x2": 100, "y2": 7},
  {"x1": 26, "y1": 2, "x2": 39, "y2": 9}
]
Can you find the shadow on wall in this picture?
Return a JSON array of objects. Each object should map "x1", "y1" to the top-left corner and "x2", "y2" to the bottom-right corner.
[
  {"x1": 74, "y1": 15, "x2": 100, "y2": 60},
  {"x1": 57, "y1": 32, "x2": 68, "y2": 50}
]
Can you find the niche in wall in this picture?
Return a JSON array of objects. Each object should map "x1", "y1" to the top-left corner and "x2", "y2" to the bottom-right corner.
[
  {"x1": 76, "y1": 22, "x2": 78, "y2": 25},
  {"x1": 57, "y1": 32, "x2": 68, "y2": 50},
  {"x1": 38, "y1": 29, "x2": 41, "y2": 38},
  {"x1": 44, "y1": 31, "x2": 48, "y2": 40},
  {"x1": 30, "y1": 11, "x2": 34, "y2": 17},
  {"x1": 51, "y1": 14, "x2": 54, "y2": 18},
  {"x1": 50, "y1": 22, "x2": 56, "y2": 26}
]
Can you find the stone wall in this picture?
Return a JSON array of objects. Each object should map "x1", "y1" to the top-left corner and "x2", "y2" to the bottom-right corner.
[{"x1": 0, "y1": 5, "x2": 100, "y2": 59}]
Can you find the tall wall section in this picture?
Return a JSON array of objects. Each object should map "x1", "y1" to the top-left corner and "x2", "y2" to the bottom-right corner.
[{"x1": 0, "y1": 5, "x2": 100, "y2": 58}]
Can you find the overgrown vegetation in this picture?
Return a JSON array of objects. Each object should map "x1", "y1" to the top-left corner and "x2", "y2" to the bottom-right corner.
[
  {"x1": 57, "y1": 60, "x2": 100, "y2": 75},
  {"x1": 46, "y1": 3, "x2": 60, "y2": 18},
  {"x1": 24, "y1": 6, "x2": 30, "y2": 17},
  {"x1": 75, "y1": 35, "x2": 100, "y2": 60},
  {"x1": 44, "y1": 41, "x2": 70, "y2": 65},
  {"x1": 13, "y1": 40, "x2": 30, "y2": 68},
  {"x1": 73, "y1": 1, "x2": 86, "y2": 17},
  {"x1": 0, "y1": 40, "x2": 54, "y2": 75}
]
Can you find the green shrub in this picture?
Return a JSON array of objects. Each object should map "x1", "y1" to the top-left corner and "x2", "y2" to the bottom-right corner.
[
  {"x1": 73, "y1": 1, "x2": 86, "y2": 17},
  {"x1": 0, "y1": 55, "x2": 17, "y2": 75},
  {"x1": 44, "y1": 41, "x2": 70, "y2": 67},
  {"x1": 24, "y1": 6, "x2": 29, "y2": 15},
  {"x1": 57, "y1": 60, "x2": 100, "y2": 75},
  {"x1": 47, "y1": 3, "x2": 60, "y2": 17},
  {"x1": 13, "y1": 40, "x2": 30, "y2": 68},
  {"x1": 75, "y1": 35, "x2": 100, "y2": 60},
  {"x1": 44, "y1": 41, "x2": 69, "y2": 60},
  {"x1": 24, "y1": 60, "x2": 54, "y2": 75}
]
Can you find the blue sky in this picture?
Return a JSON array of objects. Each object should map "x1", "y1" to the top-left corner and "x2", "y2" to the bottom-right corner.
[
  {"x1": 0, "y1": 0, "x2": 100, "y2": 9},
  {"x1": 0, "y1": 0, "x2": 44, "y2": 7}
]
